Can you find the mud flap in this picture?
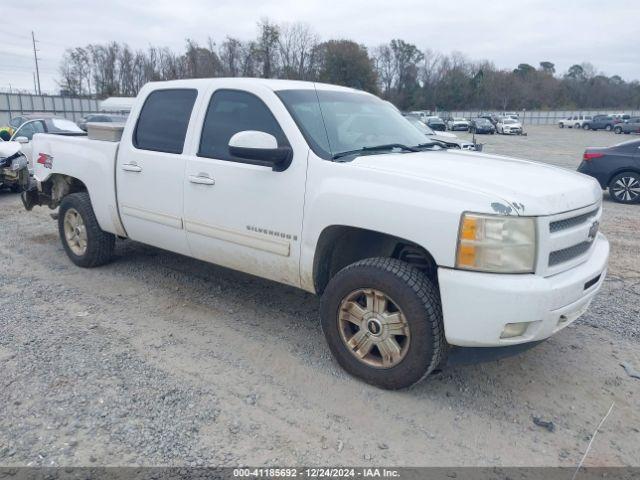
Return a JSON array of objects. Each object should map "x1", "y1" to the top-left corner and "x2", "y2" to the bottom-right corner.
[{"x1": 21, "y1": 176, "x2": 41, "y2": 211}]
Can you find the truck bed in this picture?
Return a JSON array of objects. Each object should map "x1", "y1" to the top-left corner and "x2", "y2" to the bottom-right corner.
[{"x1": 31, "y1": 133, "x2": 125, "y2": 237}]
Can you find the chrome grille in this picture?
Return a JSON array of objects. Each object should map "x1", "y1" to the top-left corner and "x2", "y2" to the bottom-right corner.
[
  {"x1": 549, "y1": 209, "x2": 598, "y2": 233},
  {"x1": 549, "y1": 241, "x2": 592, "y2": 266},
  {"x1": 537, "y1": 203, "x2": 602, "y2": 277}
]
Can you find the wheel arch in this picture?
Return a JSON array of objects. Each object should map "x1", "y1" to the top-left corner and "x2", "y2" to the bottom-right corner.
[
  {"x1": 312, "y1": 225, "x2": 438, "y2": 295},
  {"x1": 606, "y1": 167, "x2": 640, "y2": 187}
]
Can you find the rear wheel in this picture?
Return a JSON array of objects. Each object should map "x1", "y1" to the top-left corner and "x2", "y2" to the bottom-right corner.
[
  {"x1": 559, "y1": 123, "x2": 564, "y2": 128},
  {"x1": 583, "y1": 124, "x2": 590, "y2": 130},
  {"x1": 608, "y1": 172, "x2": 640, "y2": 204},
  {"x1": 605, "y1": 124, "x2": 613, "y2": 131},
  {"x1": 574, "y1": 123, "x2": 581, "y2": 129},
  {"x1": 320, "y1": 258, "x2": 445, "y2": 390},
  {"x1": 58, "y1": 192, "x2": 115, "y2": 267},
  {"x1": 614, "y1": 126, "x2": 623, "y2": 134}
]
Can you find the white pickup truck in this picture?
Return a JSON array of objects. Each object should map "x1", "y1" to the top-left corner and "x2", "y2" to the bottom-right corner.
[{"x1": 23, "y1": 78, "x2": 609, "y2": 389}]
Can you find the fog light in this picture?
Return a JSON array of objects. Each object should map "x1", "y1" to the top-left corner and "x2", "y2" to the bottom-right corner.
[{"x1": 500, "y1": 322, "x2": 530, "y2": 339}]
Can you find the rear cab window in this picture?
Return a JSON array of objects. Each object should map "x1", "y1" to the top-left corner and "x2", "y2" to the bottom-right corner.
[{"x1": 133, "y1": 89, "x2": 197, "y2": 154}]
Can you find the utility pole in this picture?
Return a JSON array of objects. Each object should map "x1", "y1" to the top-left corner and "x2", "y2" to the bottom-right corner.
[
  {"x1": 31, "y1": 31, "x2": 41, "y2": 95},
  {"x1": 33, "y1": 73, "x2": 37, "y2": 94}
]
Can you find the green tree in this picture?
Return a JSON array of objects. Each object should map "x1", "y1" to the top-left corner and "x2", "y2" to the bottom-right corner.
[{"x1": 316, "y1": 40, "x2": 377, "y2": 92}]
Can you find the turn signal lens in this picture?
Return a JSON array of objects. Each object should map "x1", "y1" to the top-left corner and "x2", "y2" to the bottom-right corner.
[{"x1": 456, "y1": 213, "x2": 536, "y2": 273}]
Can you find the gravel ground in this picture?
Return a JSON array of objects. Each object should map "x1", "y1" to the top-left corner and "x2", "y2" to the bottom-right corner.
[{"x1": 0, "y1": 125, "x2": 639, "y2": 468}]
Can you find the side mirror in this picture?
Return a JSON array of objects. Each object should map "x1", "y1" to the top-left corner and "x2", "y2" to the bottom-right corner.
[
  {"x1": 15, "y1": 136, "x2": 29, "y2": 144},
  {"x1": 228, "y1": 131, "x2": 292, "y2": 172}
]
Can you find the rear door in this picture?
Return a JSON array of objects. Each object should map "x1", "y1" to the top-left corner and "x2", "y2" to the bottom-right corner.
[
  {"x1": 182, "y1": 84, "x2": 308, "y2": 287},
  {"x1": 116, "y1": 88, "x2": 198, "y2": 256}
]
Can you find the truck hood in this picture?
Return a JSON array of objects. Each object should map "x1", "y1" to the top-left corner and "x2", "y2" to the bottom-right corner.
[
  {"x1": 351, "y1": 150, "x2": 601, "y2": 216},
  {"x1": 0, "y1": 141, "x2": 21, "y2": 160}
]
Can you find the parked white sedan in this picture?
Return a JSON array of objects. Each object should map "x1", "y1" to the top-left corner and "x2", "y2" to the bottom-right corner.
[
  {"x1": 446, "y1": 117, "x2": 470, "y2": 131},
  {"x1": 496, "y1": 118, "x2": 523, "y2": 135}
]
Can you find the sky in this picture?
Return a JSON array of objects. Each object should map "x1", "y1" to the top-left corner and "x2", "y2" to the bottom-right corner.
[{"x1": 1, "y1": 0, "x2": 639, "y2": 93}]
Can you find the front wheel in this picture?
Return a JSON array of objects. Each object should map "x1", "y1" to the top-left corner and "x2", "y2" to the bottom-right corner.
[
  {"x1": 320, "y1": 258, "x2": 445, "y2": 390},
  {"x1": 608, "y1": 172, "x2": 640, "y2": 204},
  {"x1": 583, "y1": 124, "x2": 590, "y2": 130},
  {"x1": 605, "y1": 124, "x2": 613, "y2": 131},
  {"x1": 614, "y1": 126, "x2": 622, "y2": 134},
  {"x1": 559, "y1": 123, "x2": 564, "y2": 128},
  {"x1": 58, "y1": 192, "x2": 115, "y2": 267}
]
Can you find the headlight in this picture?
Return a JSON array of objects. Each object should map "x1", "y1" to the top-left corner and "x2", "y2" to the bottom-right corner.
[
  {"x1": 456, "y1": 213, "x2": 536, "y2": 273},
  {"x1": 10, "y1": 153, "x2": 28, "y2": 171}
]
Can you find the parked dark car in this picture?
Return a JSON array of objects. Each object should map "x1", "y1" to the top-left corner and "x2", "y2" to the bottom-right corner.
[
  {"x1": 578, "y1": 139, "x2": 640, "y2": 204},
  {"x1": 425, "y1": 116, "x2": 446, "y2": 131},
  {"x1": 478, "y1": 114, "x2": 499, "y2": 126},
  {"x1": 469, "y1": 118, "x2": 496, "y2": 134},
  {"x1": 613, "y1": 117, "x2": 640, "y2": 135},
  {"x1": 77, "y1": 113, "x2": 128, "y2": 131},
  {"x1": 583, "y1": 115, "x2": 616, "y2": 131}
]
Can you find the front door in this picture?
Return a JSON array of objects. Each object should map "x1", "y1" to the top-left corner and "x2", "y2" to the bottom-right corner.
[
  {"x1": 116, "y1": 88, "x2": 198, "y2": 256},
  {"x1": 12, "y1": 120, "x2": 45, "y2": 171},
  {"x1": 183, "y1": 85, "x2": 308, "y2": 287}
]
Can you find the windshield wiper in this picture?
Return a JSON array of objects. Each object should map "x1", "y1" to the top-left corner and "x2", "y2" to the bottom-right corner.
[
  {"x1": 415, "y1": 141, "x2": 450, "y2": 149},
  {"x1": 331, "y1": 143, "x2": 419, "y2": 160}
]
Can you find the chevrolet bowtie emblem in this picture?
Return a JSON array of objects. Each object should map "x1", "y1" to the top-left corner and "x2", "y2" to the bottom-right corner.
[{"x1": 587, "y1": 220, "x2": 600, "y2": 242}]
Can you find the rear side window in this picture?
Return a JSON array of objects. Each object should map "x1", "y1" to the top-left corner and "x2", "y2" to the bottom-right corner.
[
  {"x1": 198, "y1": 89, "x2": 288, "y2": 161},
  {"x1": 133, "y1": 89, "x2": 197, "y2": 154}
]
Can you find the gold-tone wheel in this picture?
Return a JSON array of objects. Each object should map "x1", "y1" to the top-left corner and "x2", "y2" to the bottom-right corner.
[
  {"x1": 63, "y1": 208, "x2": 88, "y2": 256},
  {"x1": 338, "y1": 289, "x2": 410, "y2": 368}
]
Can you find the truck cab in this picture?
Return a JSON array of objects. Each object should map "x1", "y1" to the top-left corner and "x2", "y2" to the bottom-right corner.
[{"x1": 23, "y1": 79, "x2": 609, "y2": 389}]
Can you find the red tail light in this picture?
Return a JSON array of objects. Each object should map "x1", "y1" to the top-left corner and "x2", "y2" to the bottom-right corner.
[{"x1": 583, "y1": 152, "x2": 604, "y2": 161}]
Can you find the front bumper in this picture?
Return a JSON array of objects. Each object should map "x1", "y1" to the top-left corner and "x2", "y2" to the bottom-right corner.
[{"x1": 438, "y1": 233, "x2": 609, "y2": 347}]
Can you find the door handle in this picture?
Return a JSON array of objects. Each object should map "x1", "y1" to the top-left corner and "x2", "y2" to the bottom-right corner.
[
  {"x1": 122, "y1": 163, "x2": 142, "y2": 172},
  {"x1": 188, "y1": 174, "x2": 215, "y2": 185}
]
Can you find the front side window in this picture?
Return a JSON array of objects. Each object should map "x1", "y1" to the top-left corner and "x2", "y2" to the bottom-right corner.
[
  {"x1": 199, "y1": 89, "x2": 289, "y2": 161},
  {"x1": 14, "y1": 120, "x2": 45, "y2": 141},
  {"x1": 133, "y1": 89, "x2": 197, "y2": 154},
  {"x1": 277, "y1": 89, "x2": 427, "y2": 159}
]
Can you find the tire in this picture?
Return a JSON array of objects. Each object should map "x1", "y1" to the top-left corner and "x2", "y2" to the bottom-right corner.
[
  {"x1": 320, "y1": 257, "x2": 445, "y2": 390},
  {"x1": 608, "y1": 172, "x2": 640, "y2": 204},
  {"x1": 58, "y1": 192, "x2": 115, "y2": 267},
  {"x1": 605, "y1": 124, "x2": 613, "y2": 131},
  {"x1": 583, "y1": 124, "x2": 590, "y2": 130},
  {"x1": 614, "y1": 126, "x2": 623, "y2": 134},
  {"x1": 574, "y1": 123, "x2": 581, "y2": 129},
  {"x1": 559, "y1": 123, "x2": 564, "y2": 128}
]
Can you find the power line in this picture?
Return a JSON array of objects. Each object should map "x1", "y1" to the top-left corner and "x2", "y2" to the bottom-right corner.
[{"x1": 32, "y1": 31, "x2": 42, "y2": 95}]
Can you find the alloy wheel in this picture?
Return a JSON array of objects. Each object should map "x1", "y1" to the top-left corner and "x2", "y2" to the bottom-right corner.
[
  {"x1": 63, "y1": 208, "x2": 88, "y2": 256},
  {"x1": 612, "y1": 176, "x2": 640, "y2": 202},
  {"x1": 338, "y1": 289, "x2": 410, "y2": 368}
]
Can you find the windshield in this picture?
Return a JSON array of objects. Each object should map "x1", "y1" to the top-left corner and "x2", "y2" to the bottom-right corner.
[
  {"x1": 405, "y1": 116, "x2": 436, "y2": 135},
  {"x1": 474, "y1": 118, "x2": 491, "y2": 125},
  {"x1": 277, "y1": 89, "x2": 427, "y2": 159}
]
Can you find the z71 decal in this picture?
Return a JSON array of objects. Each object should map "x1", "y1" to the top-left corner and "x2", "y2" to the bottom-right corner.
[{"x1": 37, "y1": 153, "x2": 53, "y2": 169}]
